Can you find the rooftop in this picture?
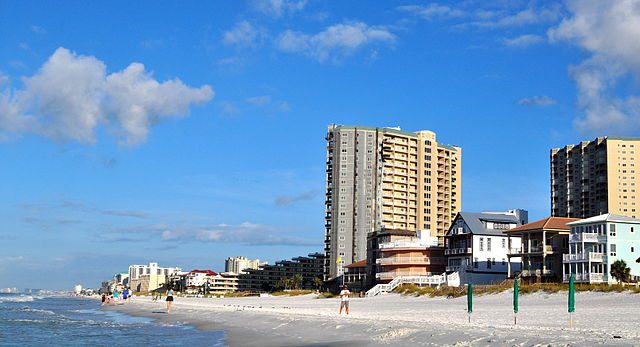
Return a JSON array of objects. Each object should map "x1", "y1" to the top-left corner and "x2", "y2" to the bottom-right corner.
[
  {"x1": 345, "y1": 259, "x2": 367, "y2": 269},
  {"x1": 506, "y1": 217, "x2": 579, "y2": 233},
  {"x1": 567, "y1": 213, "x2": 640, "y2": 226}
]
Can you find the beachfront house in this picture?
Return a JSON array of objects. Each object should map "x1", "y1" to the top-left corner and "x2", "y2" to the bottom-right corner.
[
  {"x1": 505, "y1": 217, "x2": 578, "y2": 283},
  {"x1": 563, "y1": 213, "x2": 640, "y2": 284},
  {"x1": 343, "y1": 260, "x2": 367, "y2": 292},
  {"x1": 366, "y1": 229, "x2": 445, "y2": 285},
  {"x1": 444, "y1": 210, "x2": 526, "y2": 285}
]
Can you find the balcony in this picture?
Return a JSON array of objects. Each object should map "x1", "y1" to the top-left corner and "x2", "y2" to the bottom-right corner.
[
  {"x1": 446, "y1": 265, "x2": 472, "y2": 272},
  {"x1": 521, "y1": 269, "x2": 553, "y2": 277},
  {"x1": 563, "y1": 252, "x2": 604, "y2": 262},
  {"x1": 570, "y1": 232, "x2": 601, "y2": 243},
  {"x1": 563, "y1": 273, "x2": 608, "y2": 283},
  {"x1": 379, "y1": 241, "x2": 437, "y2": 250},
  {"x1": 376, "y1": 270, "x2": 433, "y2": 280},
  {"x1": 376, "y1": 256, "x2": 445, "y2": 265},
  {"x1": 444, "y1": 247, "x2": 472, "y2": 255}
]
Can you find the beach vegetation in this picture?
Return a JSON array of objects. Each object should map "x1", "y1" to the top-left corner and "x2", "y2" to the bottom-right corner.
[
  {"x1": 272, "y1": 289, "x2": 314, "y2": 296},
  {"x1": 317, "y1": 292, "x2": 337, "y2": 299},
  {"x1": 610, "y1": 260, "x2": 631, "y2": 284},
  {"x1": 313, "y1": 277, "x2": 324, "y2": 291}
]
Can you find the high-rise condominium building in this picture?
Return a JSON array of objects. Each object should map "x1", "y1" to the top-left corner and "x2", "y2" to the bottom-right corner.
[
  {"x1": 324, "y1": 125, "x2": 462, "y2": 280},
  {"x1": 551, "y1": 136, "x2": 640, "y2": 219},
  {"x1": 225, "y1": 256, "x2": 264, "y2": 274}
]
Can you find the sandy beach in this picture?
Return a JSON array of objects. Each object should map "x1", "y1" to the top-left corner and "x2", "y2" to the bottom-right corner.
[{"x1": 106, "y1": 291, "x2": 640, "y2": 346}]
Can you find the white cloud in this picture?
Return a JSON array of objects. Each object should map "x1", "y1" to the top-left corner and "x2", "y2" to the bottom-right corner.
[
  {"x1": 476, "y1": 4, "x2": 561, "y2": 28},
  {"x1": 223, "y1": 21, "x2": 263, "y2": 48},
  {"x1": 253, "y1": 0, "x2": 307, "y2": 18},
  {"x1": 548, "y1": 0, "x2": 640, "y2": 134},
  {"x1": 246, "y1": 95, "x2": 272, "y2": 105},
  {"x1": 101, "y1": 222, "x2": 317, "y2": 246},
  {"x1": 503, "y1": 34, "x2": 544, "y2": 47},
  {"x1": 397, "y1": 4, "x2": 466, "y2": 20},
  {"x1": 276, "y1": 21, "x2": 396, "y2": 62},
  {"x1": 275, "y1": 190, "x2": 315, "y2": 205},
  {"x1": 0, "y1": 47, "x2": 213, "y2": 145},
  {"x1": 30, "y1": 25, "x2": 46, "y2": 34},
  {"x1": 518, "y1": 95, "x2": 557, "y2": 106}
]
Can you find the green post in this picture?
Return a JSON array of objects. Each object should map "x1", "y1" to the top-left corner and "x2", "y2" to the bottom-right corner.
[
  {"x1": 467, "y1": 281, "x2": 473, "y2": 323},
  {"x1": 513, "y1": 278, "x2": 519, "y2": 325},
  {"x1": 568, "y1": 274, "x2": 575, "y2": 328}
]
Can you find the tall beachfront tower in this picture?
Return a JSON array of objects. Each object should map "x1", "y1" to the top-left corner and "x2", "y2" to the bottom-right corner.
[
  {"x1": 551, "y1": 137, "x2": 640, "y2": 219},
  {"x1": 324, "y1": 125, "x2": 462, "y2": 280}
]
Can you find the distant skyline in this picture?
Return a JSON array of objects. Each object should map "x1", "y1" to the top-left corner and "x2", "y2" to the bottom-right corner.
[{"x1": 1, "y1": 1, "x2": 640, "y2": 289}]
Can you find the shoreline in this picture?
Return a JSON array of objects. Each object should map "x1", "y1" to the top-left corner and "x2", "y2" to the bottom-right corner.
[{"x1": 105, "y1": 291, "x2": 640, "y2": 346}]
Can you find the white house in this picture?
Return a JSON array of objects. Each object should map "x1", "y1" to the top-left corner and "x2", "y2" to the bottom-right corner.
[{"x1": 444, "y1": 210, "x2": 526, "y2": 284}]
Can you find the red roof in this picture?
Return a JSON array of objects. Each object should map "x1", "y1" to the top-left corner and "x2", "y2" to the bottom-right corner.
[
  {"x1": 189, "y1": 269, "x2": 218, "y2": 276},
  {"x1": 506, "y1": 217, "x2": 579, "y2": 233},
  {"x1": 345, "y1": 259, "x2": 367, "y2": 268}
]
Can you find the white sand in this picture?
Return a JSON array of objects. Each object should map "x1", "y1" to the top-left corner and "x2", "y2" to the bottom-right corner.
[{"x1": 109, "y1": 291, "x2": 640, "y2": 346}]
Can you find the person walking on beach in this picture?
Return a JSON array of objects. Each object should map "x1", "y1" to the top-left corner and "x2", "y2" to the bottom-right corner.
[
  {"x1": 166, "y1": 288, "x2": 174, "y2": 313},
  {"x1": 101, "y1": 293, "x2": 106, "y2": 306},
  {"x1": 339, "y1": 285, "x2": 351, "y2": 315}
]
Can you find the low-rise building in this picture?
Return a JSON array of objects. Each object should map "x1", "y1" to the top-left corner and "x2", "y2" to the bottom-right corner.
[
  {"x1": 444, "y1": 210, "x2": 526, "y2": 284},
  {"x1": 128, "y1": 262, "x2": 181, "y2": 293},
  {"x1": 343, "y1": 260, "x2": 367, "y2": 292},
  {"x1": 367, "y1": 229, "x2": 445, "y2": 284},
  {"x1": 563, "y1": 213, "x2": 640, "y2": 284},
  {"x1": 506, "y1": 217, "x2": 578, "y2": 282},
  {"x1": 238, "y1": 253, "x2": 325, "y2": 292}
]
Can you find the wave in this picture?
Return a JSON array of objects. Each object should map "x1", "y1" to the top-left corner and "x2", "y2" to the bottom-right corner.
[
  {"x1": 19, "y1": 307, "x2": 56, "y2": 315},
  {"x1": 0, "y1": 295, "x2": 35, "y2": 303}
]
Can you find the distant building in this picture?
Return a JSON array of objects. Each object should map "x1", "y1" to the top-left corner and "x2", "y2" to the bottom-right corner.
[
  {"x1": 563, "y1": 213, "x2": 640, "y2": 284},
  {"x1": 180, "y1": 270, "x2": 238, "y2": 294},
  {"x1": 367, "y1": 229, "x2": 445, "y2": 286},
  {"x1": 128, "y1": 262, "x2": 181, "y2": 292},
  {"x1": 343, "y1": 260, "x2": 367, "y2": 292},
  {"x1": 506, "y1": 217, "x2": 578, "y2": 283},
  {"x1": 551, "y1": 136, "x2": 640, "y2": 219},
  {"x1": 444, "y1": 210, "x2": 526, "y2": 285},
  {"x1": 74, "y1": 285, "x2": 82, "y2": 294},
  {"x1": 324, "y1": 125, "x2": 462, "y2": 281},
  {"x1": 238, "y1": 253, "x2": 325, "y2": 292},
  {"x1": 225, "y1": 256, "x2": 264, "y2": 274}
]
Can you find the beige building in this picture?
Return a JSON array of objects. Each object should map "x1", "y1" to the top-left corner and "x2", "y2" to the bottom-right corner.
[
  {"x1": 325, "y1": 125, "x2": 461, "y2": 280},
  {"x1": 551, "y1": 137, "x2": 640, "y2": 219},
  {"x1": 224, "y1": 256, "x2": 264, "y2": 274}
]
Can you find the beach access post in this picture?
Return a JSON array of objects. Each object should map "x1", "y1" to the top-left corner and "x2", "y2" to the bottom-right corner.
[
  {"x1": 467, "y1": 282, "x2": 473, "y2": 323},
  {"x1": 568, "y1": 274, "x2": 575, "y2": 328},
  {"x1": 513, "y1": 278, "x2": 519, "y2": 325}
]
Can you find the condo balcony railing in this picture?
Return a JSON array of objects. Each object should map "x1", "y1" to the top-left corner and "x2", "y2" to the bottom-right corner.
[
  {"x1": 444, "y1": 247, "x2": 472, "y2": 255},
  {"x1": 379, "y1": 241, "x2": 439, "y2": 249},
  {"x1": 563, "y1": 272, "x2": 608, "y2": 282},
  {"x1": 376, "y1": 257, "x2": 446, "y2": 265},
  {"x1": 562, "y1": 252, "x2": 604, "y2": 262},
  {"x1": 570, "y1": 232, "x2": 601, "y2": 243},
  {"x1": 445, "y1": 265, "x2": 472, "y2": 272},
  {"x1": 521, "y1": 269, "x2": 553, "y2": 277},
  {"x1": 376, "y1": 271, "x2": 434, "y2": 279}
]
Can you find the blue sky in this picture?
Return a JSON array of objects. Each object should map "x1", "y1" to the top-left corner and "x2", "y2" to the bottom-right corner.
[{"x1": 1, "y1": 0, "x2": 639, "y2": 289}]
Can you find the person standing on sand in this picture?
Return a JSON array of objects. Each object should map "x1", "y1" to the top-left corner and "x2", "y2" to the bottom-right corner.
[
  {"x1": 166, "y1": 288, "x2": 174, "y2": 313},
  {"x1": 339, "y1": 285, "x2": 351, "y2": 315}
]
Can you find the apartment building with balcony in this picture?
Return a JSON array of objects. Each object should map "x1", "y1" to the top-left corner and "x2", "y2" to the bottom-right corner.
[
  {"x1": 238, "y1": 253, "x2": 325, "y2": 292},
  {"x1": 551, "y1": 136, "x2": 640, "y2": 219},
  {"x1": 563, "y1": 213, "x2": 640, "y2": 284},
  {"x1": 505, "y1": 217, "x2": 578, "y2": 283},
  {"x1": 324, "y1": 124, "x2": 461, "y2": 280},
  {"x1": 366, "y1": 229, "x2": 445, "y2": 285},
  {"x1": 444, "y1": 210, "x2": 526, "y2": 284},
  {"x1": 224, "y1": 256, "x2": 264, "y2": 275},
  {"x1": 128, "y1": 262, "x2": 181, "y2": 293}
]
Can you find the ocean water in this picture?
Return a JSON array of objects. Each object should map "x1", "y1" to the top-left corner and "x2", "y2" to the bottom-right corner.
[{"x1": 0, "y1": 293, "x2": 225, "y2": 346}]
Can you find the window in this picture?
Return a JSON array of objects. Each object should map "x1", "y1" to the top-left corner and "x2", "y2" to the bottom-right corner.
[
  {"x1": 502, "y1": 239, "x2": 506, "y2": 248},
  {"x1": 610, "y1": 224, "x2": 617, "y2": 237},
  {"x1": 487, "y1": 259, "x2": 492, "y2": 269},
  {"x1": 632, "y1": 246, "x2": 635, "y2": 253},
  {"x1": 487, "y1": 238, "x2": 492, "y2": 251},
  {"x1": 610, "y1": 244, "x2": 617, "y2": 257},
  {"x1": 474, "y1": 258, "x2": 478, "y2": 268},
  {"x1": 479, "y1": 237, "x2": 484, "y2": 251},
  {"x1": 632, "y1": 227, "x2": 635, "y2": 233},
  {"x1": 502, "y1": 258, "x2": 506, "y2": 265}
]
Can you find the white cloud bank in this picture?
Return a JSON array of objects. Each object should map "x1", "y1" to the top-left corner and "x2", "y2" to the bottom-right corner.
[
  {"x1": 276, "y1": 21, "x2": 395, "y2": 63},
  {"x1": 253, "y1": 0, "x2": 307, "y2": 18},
  {"x1": 548, "y1": 0, "x2": 640, "y2": 135},
  {"x1": 0, "y1": 47, "x2": 213, "y2": 145}
]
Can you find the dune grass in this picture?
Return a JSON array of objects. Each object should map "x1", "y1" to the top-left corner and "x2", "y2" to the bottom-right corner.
[
  {"x1": 394, "y1": 282, "x2": 640, "y2": 297},
  {"x1": 271, "y1": 290, "x2": 315, "y2": 296}
]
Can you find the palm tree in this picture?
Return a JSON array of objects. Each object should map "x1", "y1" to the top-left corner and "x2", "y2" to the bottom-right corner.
[
  {"x1": 313, "y1": 277, "x2": 324, "y2": 292},
  {"x1": 610, "y1": 259, "x2": 631, "y2": 284},
  {"x1": 292, "y1": 274, "x2": 304, "y2": 290}
]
